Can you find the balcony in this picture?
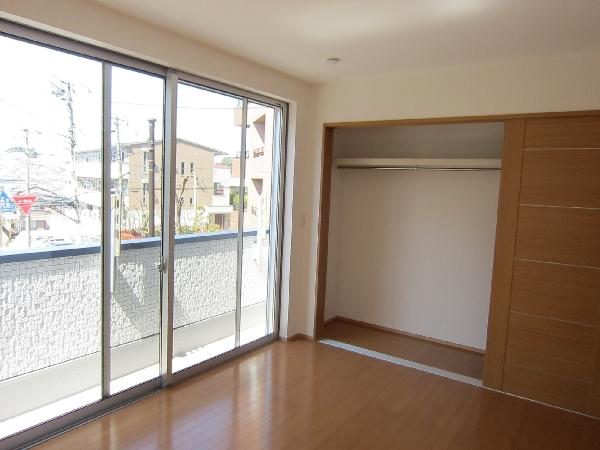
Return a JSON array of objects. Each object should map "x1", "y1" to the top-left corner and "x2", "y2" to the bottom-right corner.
[{"x1": 0, "y1": 230, "x2": 270, "y2": 439}]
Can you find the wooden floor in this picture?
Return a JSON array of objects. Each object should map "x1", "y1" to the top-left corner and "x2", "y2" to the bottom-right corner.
[
  {"x1": 324, "y1": 319, "x2": 485, "y2": 379},
  {"x1": 36, "y1": 341, "x2": 600, "y2": 450}
]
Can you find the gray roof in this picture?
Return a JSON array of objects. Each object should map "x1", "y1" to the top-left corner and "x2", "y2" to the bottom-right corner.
[{"x1": 77, "y1": 138, "x2": 227, "y2": 155}]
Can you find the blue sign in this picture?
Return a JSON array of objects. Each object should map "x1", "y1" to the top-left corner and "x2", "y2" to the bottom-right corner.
[{"x1": 0, "y1": 191, "x2": 16, "y2": 213}]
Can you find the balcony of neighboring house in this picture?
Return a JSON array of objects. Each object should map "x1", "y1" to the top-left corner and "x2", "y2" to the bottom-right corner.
[
  {"x1": 0, "y1": 229, "x2": 270, "y2": 439},
  {"x1": 211, "y1": 164, "x2": 234, "y2": 208}
]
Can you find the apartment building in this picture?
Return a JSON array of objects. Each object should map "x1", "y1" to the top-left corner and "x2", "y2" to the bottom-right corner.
[{"x1": 231, "y1": 104, "x2": 275, "y2": 233}]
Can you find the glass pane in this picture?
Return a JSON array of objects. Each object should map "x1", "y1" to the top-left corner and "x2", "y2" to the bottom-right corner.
[
  {"x1": 0, "y1": 35, "x2": 102, "y2": 438},
  {"x1": 109, "y1": 67, "x2": 164, "y2": 394},
  {"x1": 172, "y1": 83, "x2": 242, "y2": 372},
  {"x1": 240, "y1": 103, "x2": 278, "y2": 345}
]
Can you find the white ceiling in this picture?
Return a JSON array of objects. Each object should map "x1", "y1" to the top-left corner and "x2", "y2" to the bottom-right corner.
[{"x1": 91, "y1": 0, "x2": 600, "y2": 83}]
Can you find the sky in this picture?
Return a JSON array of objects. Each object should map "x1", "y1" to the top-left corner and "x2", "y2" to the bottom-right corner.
[
  {"x1": 0, "y1": 32, "x2": 278, "y2": 202},
  {"x1": 0, "y1": 33, "x2": 258, "y2": 164}
]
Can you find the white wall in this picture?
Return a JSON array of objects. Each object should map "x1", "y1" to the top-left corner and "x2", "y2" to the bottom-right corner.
[
  {"x1": 318, "y1": 51, "x2": 600, "y2": 123},
  {"x1": 0, "y1": 0, "x2": 318, "y2": 338},
  {"x1": 329, "y1": 169, "x2": 500, "y2": 349}
]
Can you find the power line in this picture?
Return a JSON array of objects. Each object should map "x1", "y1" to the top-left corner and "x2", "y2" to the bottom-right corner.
[
  {"x1": 113, "y1": 100, "x2": 268, "y2": 111},
  {"x1": 0, "y1": 98, "x2": 98, "y2": 143}
]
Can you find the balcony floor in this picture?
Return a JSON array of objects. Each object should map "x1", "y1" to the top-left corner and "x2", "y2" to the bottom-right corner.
[{"x1": 0, "y1": 323, "x2": 265, "y2": 440}]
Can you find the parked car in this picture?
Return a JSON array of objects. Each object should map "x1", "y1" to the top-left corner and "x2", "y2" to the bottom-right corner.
[{"x1": 48, "y1": 238, "x2": 73, "y2": 247}]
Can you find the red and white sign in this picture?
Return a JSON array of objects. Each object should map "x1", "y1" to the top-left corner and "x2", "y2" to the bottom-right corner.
[{"x1": 12, "y1": 195, "x2": 38, "y2": 215}]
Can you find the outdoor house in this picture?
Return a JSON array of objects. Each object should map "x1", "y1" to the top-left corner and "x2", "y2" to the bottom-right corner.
[{"x1": 75, "y1": 138, "x2": 229, "y2": 235}]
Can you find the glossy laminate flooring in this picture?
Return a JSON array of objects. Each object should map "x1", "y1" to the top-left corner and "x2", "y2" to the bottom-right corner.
[
  {"x1": 323, "y1": 319, "x2": 485, "y2": 379},
  {"x1": 36, "y1": 340, "x2": 600, "y2": 450}
]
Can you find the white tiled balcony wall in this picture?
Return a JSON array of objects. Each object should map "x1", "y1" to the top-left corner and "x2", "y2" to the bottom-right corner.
[{"x1": 0, "y1": 232, "x2": 269, "y2": 381}]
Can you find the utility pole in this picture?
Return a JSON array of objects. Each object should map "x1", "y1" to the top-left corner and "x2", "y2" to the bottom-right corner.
[
  {"x1": 23, "y1": 128, "x2": 31, "y2": 248},
  {"x1": 147, "y1": 118, "x2": 156, "y2": 236},
  {"x1": 52, "y1": 80, "x2": 80, "y2": 222},
  {"x1": 113, "y1": 117, "x2": 125, "y2": 239}
]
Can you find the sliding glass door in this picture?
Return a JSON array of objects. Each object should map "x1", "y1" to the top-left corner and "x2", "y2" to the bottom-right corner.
[
  {"x1": 170, "y1": 83, "x2": 282, "y2": 371},
  {"x1": 0, "y1": 43, "x2": 168, "y2": 438},
  {"x1": 0, "y1": 35, "x2": 104, "y2": 439},
  {"x1": 172, "y1": 83, "x2": 242, "y2": 371},
  {"x1": 0, "y1": 24, "x2": 286, "y2": 449},
  {"x1": 108, "y1": 66, "x2": 164, "y2": 394}
]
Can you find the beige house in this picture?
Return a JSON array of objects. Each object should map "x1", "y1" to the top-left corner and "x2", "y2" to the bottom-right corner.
[
  {"x1": 75, "y1": 138, "x2": 226, "y2": 234},
  {"x1": 129, "y1": 139, "x2": 223, "y2": 209}
]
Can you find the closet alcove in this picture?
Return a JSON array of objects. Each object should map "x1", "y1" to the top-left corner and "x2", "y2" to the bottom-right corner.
[{"x1": 321, "y1": 122, "x2": 504, "y2": 381}]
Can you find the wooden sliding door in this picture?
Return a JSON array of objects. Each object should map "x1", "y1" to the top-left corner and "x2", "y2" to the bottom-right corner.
[{"x1": 485, "y1": 115, "x2": 600, "y2": 417}]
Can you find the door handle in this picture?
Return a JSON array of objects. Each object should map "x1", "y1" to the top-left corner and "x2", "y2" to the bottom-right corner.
[{"x1": 155, "y1": 259, "x2": 166, "y2": 273}]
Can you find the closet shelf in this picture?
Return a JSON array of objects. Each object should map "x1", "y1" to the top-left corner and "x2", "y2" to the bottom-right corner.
[{"x1": 335, "y1": 158, "x2": 501, "y2": 171}]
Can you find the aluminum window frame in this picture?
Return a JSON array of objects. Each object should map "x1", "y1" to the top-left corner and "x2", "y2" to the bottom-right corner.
[
  {"x1": 101, "y1": 63, "x2": 113, "y2": 400},
  {"x1": 0, "y1": 18, "x2": 288, "y2": 450},
  {"x1": 235, "y1": 98, "x2": 249, "y2": 348}
]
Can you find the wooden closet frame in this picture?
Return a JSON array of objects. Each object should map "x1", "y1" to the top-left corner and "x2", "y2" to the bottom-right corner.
[{"x1": 313, "y1": 109, "x2": 600, "y2": 389}]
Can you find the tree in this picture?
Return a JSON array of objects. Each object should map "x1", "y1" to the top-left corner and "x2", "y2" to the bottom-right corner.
[
  {"x1": 175, "y1": 175, "x2": 191, "y2": 234},
  {"x1": 230, "y1": 190, "x2": 248, "y2": 212}
]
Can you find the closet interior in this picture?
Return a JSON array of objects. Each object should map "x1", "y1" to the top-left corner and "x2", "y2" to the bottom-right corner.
[{"x1": 322, "y1": 122, "x2": 504, "y2": 383}]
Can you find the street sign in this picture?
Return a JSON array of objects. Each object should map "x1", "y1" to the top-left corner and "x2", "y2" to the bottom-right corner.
[
  {"x1": 0, "y1": 191, "x2": 16, "y2": 213},
  {"x1": 12, "y1": 195, "x2": 38, "y2": 215}
]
